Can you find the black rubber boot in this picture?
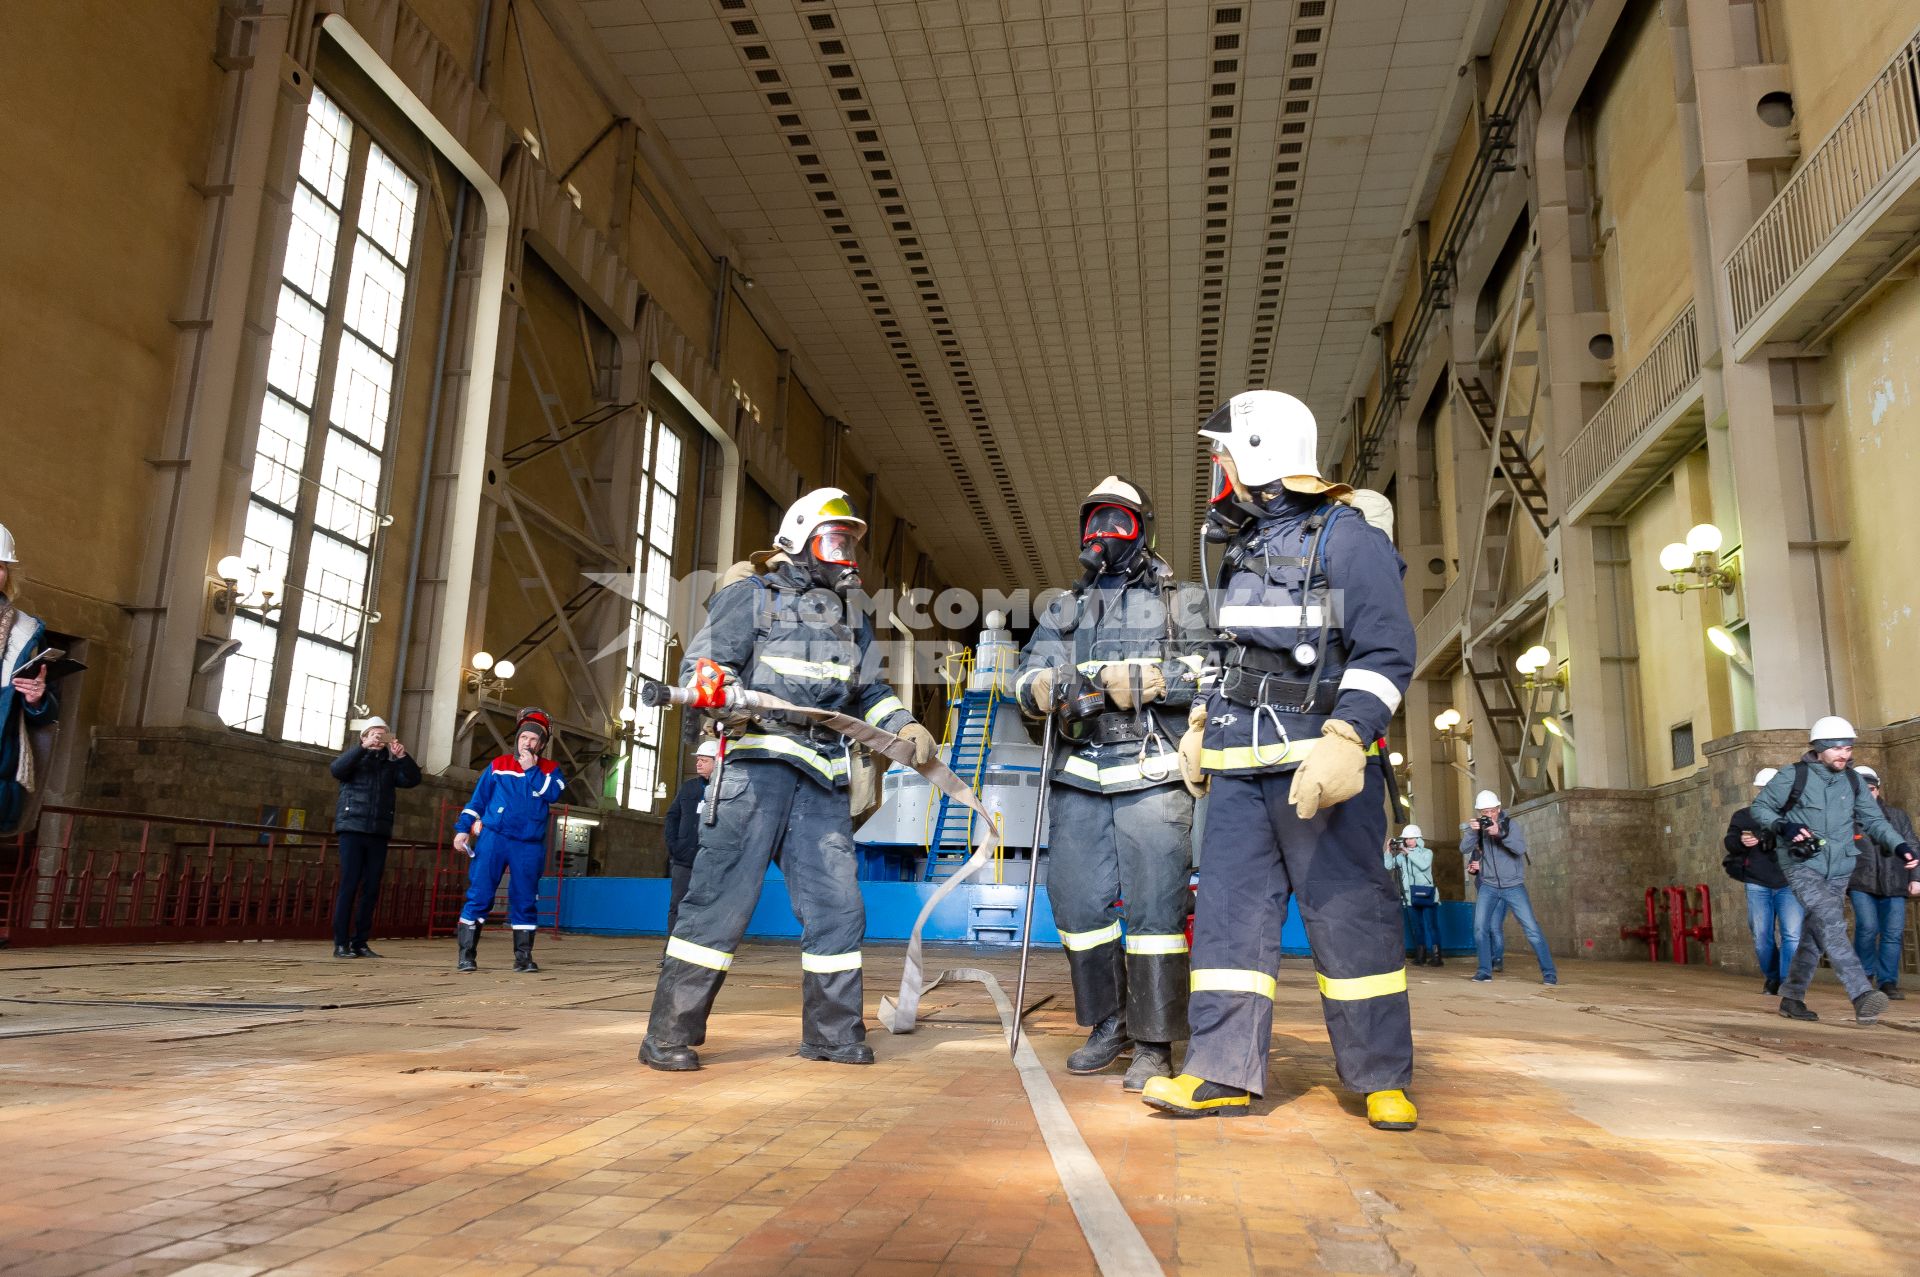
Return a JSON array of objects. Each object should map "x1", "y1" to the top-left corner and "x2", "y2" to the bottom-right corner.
[
  {"x1": 1428, "y1": 951, "x2": 1444, "y2": 967},
  {"x1": 1066, "y1": 1012, "x2": 1130, "y2": 1074},
  {"x1": 1121, "y1": 1042, "x2": 1174, "y2": 1093},
  {"x1": 1778, "y1": 997, "x2": 1818, "y2": 1021},
  {"x1": 513, "y1": 930, "x2": 539, "y2": 973},
  {"x1": 640, "y1": 1037, "x2": 700, "y2": 1071},
  {"x1": 797, "y1": 1041, "x2": 875, "y2": 1065},
  {"x1": 333, "y1": 944, "x2": 356, "y2": 959},
  {"x1": 351, "y1": 943, "x2": 380, "y2": 959},
  {"x1": 1854, "y1": 989, "x2": 1890, "y2": 1024},
  {"x1": 456, "y1": 921, "x2": 480, "y2": 973},
  {"x1": 1882, "y1": 981, "x2": 1905, "y2": 1001}
]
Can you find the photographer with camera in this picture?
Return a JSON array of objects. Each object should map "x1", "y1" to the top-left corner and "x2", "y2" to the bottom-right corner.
[
  {"x1": 1385, "y1": 826, "x2": 1442, "y2": 966},
  {"x1": 1752, "y1": 718, "x2": 1919, "y2": 1025},
  {"x1": 1461, "y1": 791, "x2": 1557, "y2": 985},
  {"x1": 1724, "y1": 767, "x2": 1804, "y2": 996}
]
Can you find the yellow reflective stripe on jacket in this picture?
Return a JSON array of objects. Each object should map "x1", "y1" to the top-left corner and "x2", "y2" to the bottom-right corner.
[
  {"x1": 1200, "y1": 738, "x2": 1381, "y2": 771},
  {"x1": 1190, "y1": 968, "x2": 1277, "y2": 999},
  {"x1": 1074, "y1": 657, "x2": 1165, "y2": 676},
  {"x1": 1315, "y1": 968, "x2": 1407, "y2": 1001},
  {"x1": 800, "y1": 950, "x2": 863, "y2": 973},
  {"x1": 1060, "y1": 754, "x2": 1179, "y2": 786},
  {"x1": 735, "y1": 732, "x2": 848, "y2": 781},
  {"x1": 666, "y1": 937, "x2": 734, "y2": 970},
  {"x1": 1124, "y1": 933, "x2": 1190, "y2": 956},
  {"x1": 761, "y1": 654, "x2": 852, "y2": 681},
  {"x1": 864, "y1": 694, "x2": 907, "y2": 726},
  {"x1": 1058, "y1": 921, "x2": 1123, "y2": 951}
]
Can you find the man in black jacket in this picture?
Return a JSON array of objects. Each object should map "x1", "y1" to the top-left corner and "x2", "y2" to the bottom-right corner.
[
  {"x1": 1847, "y1": 766, "x2": 1920, "y2": 1000},
  {"x1": 663, "y1": 740, "x2": 718, "y2": 937},
  {"x1": 329, "y1": 716, "x2": 422, "y2": 958},
  {"x1": 1725, "y1": 767, "x2": 1803, "y2": 996}
]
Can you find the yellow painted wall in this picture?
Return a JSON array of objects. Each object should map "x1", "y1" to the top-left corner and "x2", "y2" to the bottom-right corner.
[
  {"x1": 0, "y1": 0, "x2": 223, "y2": 612},
  {"x1": 1823, "y1": 283, "x2": 1920, "y2": 727},
  {"x1": 1776, "y1": 0, "x2": 1919, "y2": 153},
  {"x1": 1588, "y1": 3, "x2": 1692, "y2": 367},
  {"x1": 1623, "y1": 449, "x2": 1729, "y2": 784}
]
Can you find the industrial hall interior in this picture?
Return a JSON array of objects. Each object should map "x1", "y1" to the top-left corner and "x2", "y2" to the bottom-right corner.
[{"x1": 12, "y1": 0, "x2": 1920, "y2": 1273}]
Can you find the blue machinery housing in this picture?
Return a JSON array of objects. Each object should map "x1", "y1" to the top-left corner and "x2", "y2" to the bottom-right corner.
[{"x1": 541, "y1": 869, "x2": 1480, "y2": 955}]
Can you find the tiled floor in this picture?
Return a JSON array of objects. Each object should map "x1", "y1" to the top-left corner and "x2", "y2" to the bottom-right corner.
[{"x1": 2, "y1": 939, "x2": 1918, "y2": 1276}]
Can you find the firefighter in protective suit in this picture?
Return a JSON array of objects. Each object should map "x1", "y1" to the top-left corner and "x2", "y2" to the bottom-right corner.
[
  {"x1": 640, "y1": 489, "x2": 938, "y2": 1071},
  {"x1": 1014, "y1": 477, "x2": 1210, "y2": 1090},
  {"x1": 1142, "y1": 390, "x2": 1420, "y2": 1130}
]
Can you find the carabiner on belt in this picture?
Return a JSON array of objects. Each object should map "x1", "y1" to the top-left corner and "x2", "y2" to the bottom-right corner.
[
  {"x1": 1251, "y1": 702, "x2": 1292, "y2": 767},
  {"x1": 1137, "y1": 725, "x2": 1176, "y2": 783}
]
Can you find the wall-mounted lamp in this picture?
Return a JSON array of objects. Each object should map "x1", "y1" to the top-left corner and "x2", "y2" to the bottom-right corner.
[
  {"x1": 1432, "y1": 708, "x2": 1469, "y2": 741},
  {"x1": 1656, "y1": 523, "x2": 1738, "y2": 595},
  {"x1": 1514, "y1": 645, "x2": 1567, "y2": 692},
  {"x1": 1540, "y1": 715, "x2": 1577, "y2": 747},
  {"x1": 212, "y1": 554, "x2": 284, "y2": 617},
  {"x1": 1707, "y1": 625, "x2": 1755, "y2": 675},
  {"x1": 608, "y1": 702, "x2": 651, "y2": 746},
  {"x1": 464, "y1": 649, "x2": 516, "y2": 696}
]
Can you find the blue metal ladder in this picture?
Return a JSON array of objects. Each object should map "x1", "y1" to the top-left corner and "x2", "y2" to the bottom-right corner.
[{"x1": 925, "y1": 687, "x2": 996, "y2": 881}]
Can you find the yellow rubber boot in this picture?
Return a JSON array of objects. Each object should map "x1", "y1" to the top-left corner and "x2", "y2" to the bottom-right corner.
[
  {"x1": 1142, "y1": 1073, "x2": 1250, "y2": 1117},
  {"x1": 1366, "y1": 1089, "x2": 1418, "y2": 1131}
]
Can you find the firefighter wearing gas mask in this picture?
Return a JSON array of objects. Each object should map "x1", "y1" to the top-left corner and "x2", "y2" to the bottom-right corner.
[
  {"x1": 640, "y1": 488, "x2": 938, "y2": 1072},
  {"x1": 1012, "y1": 477, "x2": 1210, "y2": 1091},
  {"x1": 1142, "y1": 391, "x2": 1419, "y2": 1131}
]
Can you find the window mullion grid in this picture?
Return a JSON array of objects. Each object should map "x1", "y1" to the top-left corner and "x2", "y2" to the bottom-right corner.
[{"x1": 263, "y1": 126, "x2": 373, "y2": 741}]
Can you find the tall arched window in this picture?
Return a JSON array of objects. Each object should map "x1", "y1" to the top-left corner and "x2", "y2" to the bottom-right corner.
[{"x1": 221, "y1": 88, "x2": 420, "y2": 745}]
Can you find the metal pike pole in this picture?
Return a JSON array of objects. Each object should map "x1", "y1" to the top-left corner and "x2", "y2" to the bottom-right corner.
[{"x1": 1010, "y1": 708, "x2": 1057, "y2": 1056}]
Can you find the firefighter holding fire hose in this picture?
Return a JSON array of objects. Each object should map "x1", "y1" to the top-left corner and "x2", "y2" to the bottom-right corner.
[{"x1": 639, "y1": 488, "x2": 939, "y2": 1071}]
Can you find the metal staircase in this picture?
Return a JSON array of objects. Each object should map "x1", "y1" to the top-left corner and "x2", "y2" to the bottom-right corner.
[{"x1": 924, "y1": 684, "x2": 998, "y2": 881}]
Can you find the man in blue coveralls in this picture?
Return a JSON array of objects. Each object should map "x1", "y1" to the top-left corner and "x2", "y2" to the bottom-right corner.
[{"x1": 453, "y1": 707, "x2": 567, "y2": 973}]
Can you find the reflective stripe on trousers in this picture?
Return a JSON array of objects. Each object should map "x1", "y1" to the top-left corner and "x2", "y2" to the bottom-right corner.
[
  {"x1": 1182, "y1": 767, "x2": 1412, "y2": 1096},
  {"x1": 1046, "y1": 783, "x2": 1194, "y2": 1041},
  {"x1": 647, "y1": 760, "x2": 867, "y2": 1049}
]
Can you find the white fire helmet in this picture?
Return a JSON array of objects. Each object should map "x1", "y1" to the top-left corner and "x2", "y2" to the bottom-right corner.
[
  {"x1": 1752, "y1": 767, "x2": 1777, "y2": 788},
  {"x1": 773, "y1": 487, "x2": 867, "y2": 558},
  {"x1": 1198, "y1": 390, "x2": 1324, "y2": 491}
]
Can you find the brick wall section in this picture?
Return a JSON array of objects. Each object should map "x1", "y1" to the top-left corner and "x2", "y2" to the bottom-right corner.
[
  {"x1": 74, "y1": 726, "x2": 668, "y2": 878},
  {"x1": 1501, "y1": 725, "x2": 1920, "y2": 975}
]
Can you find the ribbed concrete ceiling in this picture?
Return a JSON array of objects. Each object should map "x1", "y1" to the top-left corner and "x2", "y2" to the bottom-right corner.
[{"x1": 583, "y1": 0, "x2": 1475, "y2": 590}]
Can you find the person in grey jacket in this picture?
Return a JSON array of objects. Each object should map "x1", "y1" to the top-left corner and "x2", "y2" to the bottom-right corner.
[
  {"x1": 1461, "y1": 790, "x2": 1557, "y2": 985},
  {"x1": 1846, "y1": 766, "x2": 1920, "y2": 1001},
  {"x1": 1751, "y1": 717, "x2": 1919, "y2": 1024}
]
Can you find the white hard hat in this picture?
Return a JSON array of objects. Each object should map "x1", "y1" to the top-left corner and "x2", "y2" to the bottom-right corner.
[
  {"x1": 0, "y1": 524, "x2": 16, "y2": 564},
  {"x1": 1400, "y1": 824, "x2": 1423, "y2": 840},
  {"x1": 1856, "y1": 765, "x2": 1880, "y2": 784},
  {"x1": 358, "y1": 716, "x2": 390, "y2": 733},
  {"x1": 1349, "y1": 489, "x2": 1395, "y2": 542},
  {"x1": 696, "y1": 740, "x2": 721, "y2": 759},
  {"x1": 1473, "y1": 790, "x2": 1502, "y2": 810},
  {"x1": 1809, "y1": 715, "x2": 1856, "y2": 746},
  {"x1": 773, "y1": 487, "x2": 866, "y2": 557},
  {"x1": 1752, "y1": 767, "x2": 1778, "y2": 788},
  {"x1": 1198, "y1": 390, "x2": 1323, "y2": 490}
]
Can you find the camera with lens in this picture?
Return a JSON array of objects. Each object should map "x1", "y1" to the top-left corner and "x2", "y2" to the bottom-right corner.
[{"x1": 1473, "y1": 815, "x2": 1494, "y2": 833}]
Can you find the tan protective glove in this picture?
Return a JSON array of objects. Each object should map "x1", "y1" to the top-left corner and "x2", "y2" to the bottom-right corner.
[
  {"x1": 1178, "y1": 699, "x2": 1209, "y2": 798},
  {"x1": 1287, "y1": 719, "x2": 1369, "y2": 820},
  {"x1": 899, "y1": 721, "x2": 938, "y2": 767},
  {"x1": 1023, "y1": 667, "x2": 1056, "y2": 716},
  {"x1": 1099, "y1": 663, "x2": 1166, "y2": 710}
]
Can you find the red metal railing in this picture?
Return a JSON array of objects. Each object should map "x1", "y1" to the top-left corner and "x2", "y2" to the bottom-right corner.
[{"x1": 0, "y1": 802, "x2": 466, "y2": 947}]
